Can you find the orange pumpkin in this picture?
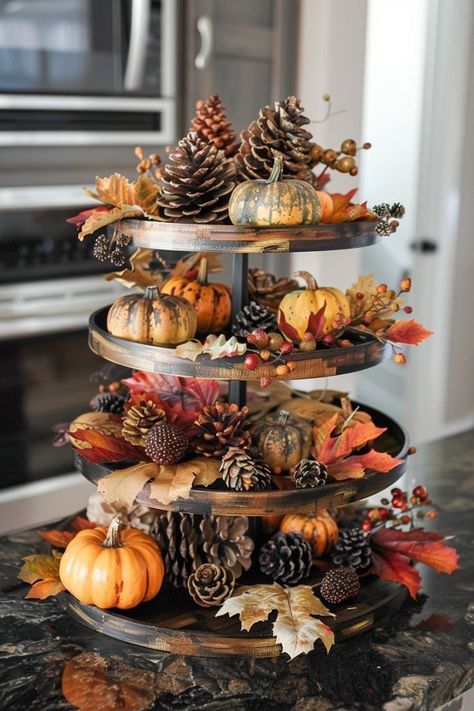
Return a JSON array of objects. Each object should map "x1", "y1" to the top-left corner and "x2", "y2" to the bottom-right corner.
[
  {"x1": 261, "y1": 514, "x2": 284, "y2": 536},
  {"x1": 252, "y1": 410, "x2": 312, "y2": 474},
  {"x1": 279, "y1": 509, "x2": 339, "y2": 558},
  {"x1": 162, "y1": 257, "x2": 231, "y2": 334},
  {"x1": 278, "y1": 271, "x2": 350, "y2": 341},
  {"x1": 315, "y1": 191, "x2": 334, "y2": 222},
  {"x1": 107, "y1": 285, "x2": 197, "y2": 346},
  {"x1": 59, "y1": 518, "x2": 164, "y2": 609}
]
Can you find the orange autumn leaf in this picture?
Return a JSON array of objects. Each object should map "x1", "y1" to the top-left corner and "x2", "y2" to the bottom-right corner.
[
  {"x1": 18, "y1": 552, "x2": 65, "y2": 600},
  {"x1": 26, "y1": 578, "x2": 65, "y2": 600},
  {"x1": 71, "y1": 516, "x2": 97, "y2": 531},
  {"x1": 328, "y1": 189, "x2": 358, "y2": 214},
  {"x1": 371, "y1": 550, "x2": 422, "y2": 599},
  {"x1": 39, "y1": 529, "x2": 76, "y2": 548},
  {"x1": 329, "y1": 202, "x2": 371, "y2": 224},
  {"x1": 68, "y1": 412, "x2": 144, "y2": 463},
  {"x1": 372, "y1": 528, "x2": 460, "y2": 575},
  {"x1": 384, "y1": 319, "x2": 433, "y2": 346}
]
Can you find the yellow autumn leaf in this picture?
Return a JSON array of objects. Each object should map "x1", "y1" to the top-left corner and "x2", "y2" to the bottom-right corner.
[
  {"x1": 97, "y1": 462, "x2": 158, "y2": 508},
  {"x1": 78, "y1": 205, "x2": 142, "y2": 240},
  {"x1": 216, "y1": 583, "x2": 335, "y2": 660},
  {"x1": 85, "y1": 173, "x2": 136, "y2": 207},
  {"x1": 134, "y1": 174, "x2": 160, "y2": 215},
  {"x1": 69, "y1": 412, "x2": 123, "y2": 438},
  {"x1": 105, "y1": 248, "x2": 166, "y2": 290}
]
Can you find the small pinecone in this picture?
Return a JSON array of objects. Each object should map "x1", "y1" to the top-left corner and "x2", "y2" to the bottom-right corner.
[
  {"x1": 122, "y1": 400, "x2": 166, "y2": 446},
  {"x1": 144, "y1": 422, "x2": 188, "y2": 464},
  {"x1": 375, "y1": 220, "x2": 396, "y2": 237},
  {"x1": 372, "y1": 203, "x2": 392, "y2": 218},
  {"x1": 331, "y1": 527, "x2": 373, "y2": 573},
  {"x1": 390, "y1": 202, "x2": 406, "y2": 218},
  {"x1": 320, "y1": 567, "x2": 361, "y2": 605},
  {"x1": 232, "y1": 301, "x2": 277, "y2": 338},
  {"x1": 91, "y1": 392, "x2": 126, "y2": 415},
  {"x1": 192, "y1": 401, "x2": 251, "y2": 457},
  {"x1": 294, "y1": 459, "x2": 328, "y2": 489},
  {"x1": 156, "y1": 131, "x2": 236, "y2": 223},
  {"x1": 187, "y1": 563, "x2": 235, "y2": 607},
  {"x1": 151, "y1": 512, "x2": 202, "y2": 588},
  {"x1": 248, "y1": 268, "x2": 299, "y2": 313},
  {"x1": 199, "y1": 515, "x2": 254, "y2": 579},
  {"x1": 235, "y1": 96, "x2": 313, "y2": 182},
  {"x1": 259, "y1": 532, "x2": 312, "y2": 585},
  {"x1": 190, "y1": 94, "x2": 239, "y2": 157},
  {"x1": 93, "y1": 234, "x2": 111, "y2": 262},
  {"x1": 220, "y1": 447, "x2": 272, "y2": 491}
]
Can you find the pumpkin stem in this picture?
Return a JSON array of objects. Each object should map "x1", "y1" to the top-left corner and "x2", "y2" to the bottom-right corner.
[
  {"x1": 103, "y1": 517, "x2": 123, "y2": 548},
  {"x1": 295, "y1": 271, "x2": 318, "y2": 291},
  {"x1": 267, "y1": 156, "x2": 283, "y2": 184},
  {"x1": 278, "y1": 409, "x2": 290, "y2": 426},
  {"x1": 197, "y1": 257, "x2": 208, "y2": 286},
  {"x1": 144, "y1": 285, "x2": 160, "y2": 300}
]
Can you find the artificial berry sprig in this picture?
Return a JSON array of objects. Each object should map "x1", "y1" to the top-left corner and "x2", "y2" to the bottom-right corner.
[
  {"x1": 361, "y1": 481, "x2": 438, "y2": 533},
  {"x1": 93, "y1": 224, "x2": 131, "y2": 266},
  {"x1": 244, "y1": 329, "x2": 297, "y2": 387},
  {"x1": 134, "y1": 146, "x2": 163, "y2": 181}
]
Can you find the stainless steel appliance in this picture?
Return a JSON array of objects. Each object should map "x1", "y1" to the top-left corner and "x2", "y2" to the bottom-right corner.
[
  {"x1": 0, "y1": 0, "x2": 177, "y2": 145},
  {"x1": 0, "y1": 186, "x2": 126, "y2": 488}
]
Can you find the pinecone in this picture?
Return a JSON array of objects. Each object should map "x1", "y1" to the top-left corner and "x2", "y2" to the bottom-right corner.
[
  {"x1": 390, "y1": 202, "x2": 406, "y2": 218},
  {"x1": 320, "y1": 567, "x2": 360, "y2": 605},
  {"x1": 259, "y1": 532, "x2": 312, "y2": 585},
  {"x1": 144, "y1": 422, "x2": 188, "y2": 464},
  {"x1": 372, "y1": 203, "x2": 391, "y2": 218},
  {"x1": 190, "y1": 95, "x2": 238, "y2": 157},
  {"x1": 93, "y1": 234, "x2": 111, "y2": 262},
  {"x1": 199, "y1": 515, "x2": 254, "y2": 579},
  {"x1": 248, "y1": 268, "x2": 299, "y2": 313},
  {"x1": 375, "y1": 220, "x2": 396, "y2": 237},
  {"x1": 220, "y1": 447, "x2": 272, "y2": 491},
  {"x1": 187, "y1": 563, "x2": 235, "y2": 607},
  {"x1": 122, "y1": 400, "x2": 166, "y2": 446},
  {"x1": 331, "y1": 527, "x2": 373, "y2": 573},
  {"x1": 151, "y1": 512, "x2": 202, "y2": 588},
  {"x1": 232, "y1": 301, "x2": 277, "y2": 339},
  {"x1": 192, "y1": 401, "x2": 251, "y2": 457},
  {"x1": 156, "y1": 131, "x2": 236, "y2": 223},
  {"x1": 90, "y1": 392, "x2": 126, "y2": 415},
  {"x1": 86, "y1": 491, "x2": 158, "y2": 535},
  {"x1": 294, "y1": 460, "x2": 328, "y2": 489},
  {"x1": 235, "y1": 96, "x2": 313, "y2": 182}
]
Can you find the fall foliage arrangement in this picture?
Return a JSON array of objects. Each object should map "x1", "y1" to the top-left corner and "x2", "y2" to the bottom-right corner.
[{"x1": 16, "y1": 93, "x2": 459, "y2": 662}]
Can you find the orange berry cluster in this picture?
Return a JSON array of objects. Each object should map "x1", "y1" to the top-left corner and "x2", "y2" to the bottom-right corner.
[
  {"x1": 310, "y1": 138, "x2": 371, "y2": 178},
  {"x1": 244, "y1": 329, "x2": 296, "y2": 388}
]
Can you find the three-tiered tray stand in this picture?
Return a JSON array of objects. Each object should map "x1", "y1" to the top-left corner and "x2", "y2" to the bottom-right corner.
[{"x1": 69, "y1": 219, "x2": 409, "y2": 658}]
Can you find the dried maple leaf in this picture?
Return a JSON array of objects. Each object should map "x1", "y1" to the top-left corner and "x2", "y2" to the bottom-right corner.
[
  {"x1": 66, "y1": 205, "x2": 111, "y2": 228},
  {"x1": 68, "y1": 412, "x2": 144, "y2": 463},
  {"x1": 371, "y1": 550, "x2": 422, "y2": 599},
  {"x1": 384, "y1": 319, "x2": 433, "y2": 346},
  {"x1": 85, "y1": 174, "x2": 135, "y2": 207},
  {"x1": 77, "y1": 205, "x2": 142, "y2": 240},
  {"x1": 134, "y1": 174, "x2": 160, "y2": 215},
  {"x1": 18, "y1": 552, "x2": 65, "y2": 600},
  {"x1": 123, "y1": 373, "x2": 221, "y2": 435},
  {"x1": 329, "y1": 201, "x2": 371, "y2": 224},
  {"x1": 372, "y1": 528, "x2": 460, "y2": 575},
  {"x1": 329, "y1": 189, "x2": 358, "y2": 214},
  {"x1": 39, "y1": 530, "x2": 76, "y2": 548},
  {"x1": 216, "y1": 583, "x2": 334, "y2": 660},
  {"x1": 175, "y1": 335, "x2": 247, "y2": 362},
  {"x1": 105, "y1": 248, "x2": 167, "y2": 290},
  {"x1": 98, "y1": 457, "x2": 221, "y2": 507},
  {"x1": 71, "y1": 516, "x2": 97, "y2": 531}
]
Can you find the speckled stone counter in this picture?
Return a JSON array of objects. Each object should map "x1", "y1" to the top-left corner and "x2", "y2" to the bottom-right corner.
[{"x1": 0, "y1": 430, "x2": 473, "y2": 711}]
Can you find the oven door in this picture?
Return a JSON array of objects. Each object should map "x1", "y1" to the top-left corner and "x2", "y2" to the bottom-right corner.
[{"x1": 0, "y1": 0, "x2": 176, "y2": 145}]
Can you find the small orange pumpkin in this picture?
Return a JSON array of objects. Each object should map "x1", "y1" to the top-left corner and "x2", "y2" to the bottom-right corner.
[
  {"x1": 315, "y1": 191, "x2": 334, "y2": 222},
  {"x1": 59, "y1": 518, "x2": 164, "y2": 609},
  {"x1": 107, "y1": 285, "x2": 197, "y2": 346},
  {"x1": 278, "y1": 271, "x2": 350, "y2": 341},
  {"x1": 162, "y1": 257, "x2": 231, "y2": 334},
  {"x1": 279, "y1": 509, "x2": 339, "y2": 558}
]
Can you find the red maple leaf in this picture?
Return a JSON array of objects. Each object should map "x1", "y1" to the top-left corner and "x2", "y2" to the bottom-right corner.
[
  {"x1": 371, "y1": 550, "x2": 422, "y2": 599},
  {"x1": 71, "y1": 516, "x2": 96, "y2": 531},
  {"x1": 307, "y1": 303, "x2": 327, "y2": 341},
  {"x1": 39, "y1": 530, "x2": 76, "y2": 548},
  {"x1": 314, "y1": 173, "x2": 331, "y2": 191},
  {"x1": 66, "y1": 205, "x2": 111, "y2": 227},
  {"x1": 384, "y1": 319, "x2": 433, "y2": 345},
  {"x1": 372, "y1": 528, "x2": 460, "y2": 574}
]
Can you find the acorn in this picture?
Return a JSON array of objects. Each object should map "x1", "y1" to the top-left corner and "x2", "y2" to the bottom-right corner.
[
  {"x1": 144, "y1": 422, "x2": 188, "y2": 465},
  {"x1": 320, "y1": 567, "x2": 361, "y2": 605}
]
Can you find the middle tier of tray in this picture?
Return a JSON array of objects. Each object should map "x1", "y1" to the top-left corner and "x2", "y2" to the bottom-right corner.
[
  {"x1": 90, "y1": 307, "x2": 391, "y2": 381},
  {"x1": 75, "y1": 402, "x2": 408, "y2": 516}
]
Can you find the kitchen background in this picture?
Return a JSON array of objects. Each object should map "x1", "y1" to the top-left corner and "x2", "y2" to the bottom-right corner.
[{"x1": 0, "y1": 0, "x2": 472, "y2": 532}]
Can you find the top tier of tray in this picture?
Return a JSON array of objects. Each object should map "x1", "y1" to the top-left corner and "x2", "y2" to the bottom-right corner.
[{"x1": 109, "y1": 219, "x2": 380, "y2": 254}]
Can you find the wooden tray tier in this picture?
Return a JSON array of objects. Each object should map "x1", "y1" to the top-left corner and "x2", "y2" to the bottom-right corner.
[
  {"x1": 110, "y1": 218, "x2": 381, "y2": 254},
  {"x1": 74, "y1": 403, "x2": 409, "y2": 516},
  {"x1": 89, "y1": 308, "x2": 391, "y2": 382},
  {"x1": 62, "y1": 575, "x2": 407, "y2": 658}
]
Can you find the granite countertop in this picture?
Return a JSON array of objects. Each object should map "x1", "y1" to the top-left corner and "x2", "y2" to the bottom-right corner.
[{"x1": 0, "y1": 430, "x2": 473, "y2": 711}]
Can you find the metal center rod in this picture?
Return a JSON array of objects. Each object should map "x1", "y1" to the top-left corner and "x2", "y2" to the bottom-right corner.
[{"x1": 229, "y1": 253, "x2": 248, "y2": 408}]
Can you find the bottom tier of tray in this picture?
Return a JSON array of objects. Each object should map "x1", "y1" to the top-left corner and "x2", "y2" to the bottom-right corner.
[{"x1": 62, "y1": 575, "x2": 406, "y2": 658}]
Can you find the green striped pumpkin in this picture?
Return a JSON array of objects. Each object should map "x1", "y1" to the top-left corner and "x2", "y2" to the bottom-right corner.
[{"x1": 229, "y1": 157, "x2": 321, "y2": 227}]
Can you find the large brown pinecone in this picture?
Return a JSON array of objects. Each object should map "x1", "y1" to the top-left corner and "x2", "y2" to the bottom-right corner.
[
  {"x1": 192, "y1": 401, "x2": 251, "y2": 457},
  {"x1": 235, "y1": 96, "x2": 313, "y2": 182},
  {"x1": 232, "y1": 301, "x2": 277, "y2": 338},
  {"x1": 187, "y1": 563, "x2": 235, "y2": 607},
  {"x1": 220, "y1": 447, "x2": 272, "y2": 491},
  {"x1": 259, "y1": 531, "x2": 312, "y2": 585},
  {"x1": 151, "y1": 512, "x2": 202, "y2": 588},
  {"x1": 200, "y1": 515, "x2": 254, "y2": 579},
  {"x1": 156, "y1": 131, "x2": 236, "y2": 223},
  {"x1": 248, "y1": 268, "x2": 299, "y2": 314},
  {"x1": 122, "y1": 400, "x2": 166, "y2": 446},
  {"x1": 151, "y1": 512, "x2": 254, "y2": 587},
  {"x1": 190, "y1": 95, "x2": 239, "y2": 157}
]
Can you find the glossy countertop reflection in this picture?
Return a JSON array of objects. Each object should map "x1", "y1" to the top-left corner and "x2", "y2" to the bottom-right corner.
[{"x1": 0, "y1": 430, "x2": 473, "y2": 711}]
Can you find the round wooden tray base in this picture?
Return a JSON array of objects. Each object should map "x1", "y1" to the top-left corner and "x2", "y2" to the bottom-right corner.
[{"x1": 62, "y1": 575, "x2": 407, "y2": 658}]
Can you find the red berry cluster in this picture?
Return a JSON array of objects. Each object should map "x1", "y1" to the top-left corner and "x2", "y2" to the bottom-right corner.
[
  {"x1": 244, "y1": 329, "x2": 297, "y2": 388},
  {"x1": 362, "y1": 484, "x2": 437, "y2": 532}
]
